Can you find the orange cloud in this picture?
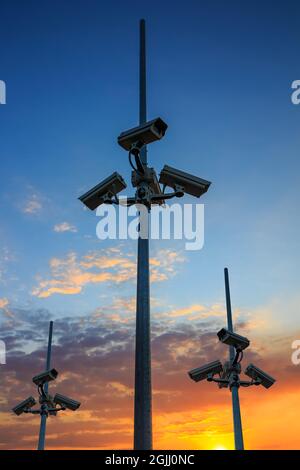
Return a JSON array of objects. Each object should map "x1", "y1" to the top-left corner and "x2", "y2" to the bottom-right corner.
[
  {"x1": 0, "y1": 298, "x2": 9, "y2": 309},
  {"x1": 31, "y1": 249, "x2": 185, "y2": 298}
]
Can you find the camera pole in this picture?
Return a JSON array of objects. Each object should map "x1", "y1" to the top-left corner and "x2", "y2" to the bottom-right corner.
[
  {"x1": 133, "y1": 18, "x2": 152, "y2": 451},
  {"x1": 37, "y1": 320, "x2": 53, "y2": 451},
  {"x1": 189, "y1": 271, "x2": 275, "y2": 448},
  {"x1": 224, "y1": 268, "x2": 244, "y2": 450},
  {"x1": 78, "y1": 19, "x2": 210, "y2": 450}
]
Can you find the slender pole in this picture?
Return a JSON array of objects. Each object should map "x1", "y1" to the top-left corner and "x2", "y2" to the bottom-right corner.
[
  {"x1": 37, "y1": 321, "x2": 53, "y2": 451},
  {"x1": 139, "y1": 18, "x2": 147, "y2": 165},
  {"x1": 224, "y1": 268, "x2": 244, "y2": 450},
  {"x1": 133, "y1": 19, "x2": 152, "y2": 450}
]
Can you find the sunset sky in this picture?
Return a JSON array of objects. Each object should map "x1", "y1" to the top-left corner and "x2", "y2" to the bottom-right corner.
[{"x1": 0, "y1": 0, "x2": 300, "y2": 450}]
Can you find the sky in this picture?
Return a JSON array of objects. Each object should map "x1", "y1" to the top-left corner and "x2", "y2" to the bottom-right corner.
[{"x1": 0, "y1": 0, "x2": 300, "y2": 450}]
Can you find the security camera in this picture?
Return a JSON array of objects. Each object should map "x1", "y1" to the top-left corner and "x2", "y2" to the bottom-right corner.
[
  {"x1": 188, "y1": 360, "x2": 223, "y2": 382},
  {"x1": 159, "y1": 165, "x2": 211, "y2": 198},
  {"x1": 131, "y1": 167, "x2": 165, "y2": 204},
  {"x1": 244, "y1": 363, "x2": 276, "y2": 389},
  {"x1": 79, "y1": 172, "x2": 127, "y2": 210},
  {"x1": 53, "y1": 393, "x2": 81, "y2": 411},
  {"x1": 32, "y1": 368, "x2": 58, "y2": 386},
  {"x1": 217, "y1": 328, "x2": 250, "y2": 351},
  {"x1": 118, "y1": 117, "x2": 168, "y2": 154},
  {"x1": 12, "y1": 396, "x2": 37, "y2": 416}
]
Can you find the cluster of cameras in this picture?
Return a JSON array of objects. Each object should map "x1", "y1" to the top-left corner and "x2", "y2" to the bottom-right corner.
[
  {"x1": 12, "y1": 368, "x2": 81, "y2": 416},
  {"x1": 79, "y1": 117, "x2": 211, "y2": 210},
  {"x1": 188, "y1": 328, "x2": 276, "y2": 389}
]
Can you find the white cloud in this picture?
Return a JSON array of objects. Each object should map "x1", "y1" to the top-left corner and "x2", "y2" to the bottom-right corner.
[
  {"x1": 0, "y1": 247, "x2": 15, "y2": 283},
  {"x1": 53, "y1": 222, "x2": 77, "y2": 233},
  {"x1": 23, "y1": 194, "x2": 42, "y2": 214}
]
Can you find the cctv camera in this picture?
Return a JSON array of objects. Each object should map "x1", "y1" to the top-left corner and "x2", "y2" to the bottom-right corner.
[
  {"x1": 32, "y1": 368, "x2": 58, "y2": 386},
  {"x1": 12, "y1": 396, "x2": 37, "y2": 416},
  {"x1": 118, "y1": 118, "x2": 168, "y2": 154},
  {"x1": 188, "y1": 360, "x2": 223, "y2": 383},
  {"x1": 244, "y1": 363, "x2": 276, "y2": 389},
  {"x1": 79, "y1": 172, "x2": 127, "y2": 210},
  {"x1": 159, "y1": 165, "x2": 211, "y2": 198},
  {"x1": 217, "y1": 328, "x2": 250, "y2": 351},
  {"x1": 131, "y1": 167, "x2": 165, "y2": 204},
  {"x1": 53, "y1": 393, "x2": 81, "y2": 411}
]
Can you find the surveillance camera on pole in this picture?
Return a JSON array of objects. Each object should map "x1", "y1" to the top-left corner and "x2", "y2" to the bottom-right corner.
[
  {"x1": 244, "y1": 363, "x2": 276, "y2": 389},
  {"x1": 188, "y1": 326, "x2": 276, "y2": 440},
  {"x1": 117, "y1": 117, "x2": 168, "y2": 153},
  {"x1": 79, "y1": 122, "x2": 210, "y2": 211},
  {"x1": 12, "y1": 369, "x2": 80, "y2": 434},
  {"x1": 79, "y1": 172, "x2": 127, "y2": 210},
  {"x1": 217, "y1": 328, "x2": 250, "y2": 352},
  {"x1": 188, "y1": 328, "x2": 275, "y2": 389},
  {"x1": 53, "y1": 393, "x2": 81, "y2": 411},
  {"x1": 188, "y1": 360, "x2": 223, "y2": 383},
  {"x1": 159, "y1": 165, "x2": 211, "y2": 198},
  {"x1": 12, "y1": 397, "x2": 37, "y2": 416},
  {"x1": 12, "y1": 321, "x2": 81, "y2": 450},
  {"x1": 78, "y1": 19, "x2": 212, "y2": 450},
  {"x1": 12, "y1": 366, "x2": 81, "y2": 439},
  {"x1": 32, "y1": 368, "x2": 58, "y2": 386},
  {"x1": 188, "y1": 268, "x2": 276, "y2": 450}
]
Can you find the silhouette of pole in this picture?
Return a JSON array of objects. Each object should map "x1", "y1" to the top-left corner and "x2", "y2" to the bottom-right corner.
[
  {"x1": 133, "y1": 18, "x2": 152, "y2": 450},
  {"x1": 224, "y1": 268, "x2": 244, "y2": 450},
  {"x1": 37, "y1": 321, "x2": 53, "y2": 451}
]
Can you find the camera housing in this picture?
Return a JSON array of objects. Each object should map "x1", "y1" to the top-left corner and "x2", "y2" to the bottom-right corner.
[
  {"x1": 159, "y1": 165, "x2": 211, "y2": 198},
  {"x1": 118, "y1": 117, "x2": 168, "y2": 152},
  {"x1": 131, "y1": 167, "x2": 165, "y2": 205},
  {"x1": 244, "y1": 363, "x2": 276, "y2": 389},
  {"x1": 188, "y1": 360, "x2": 223, "y2": 382},
  {"x1": 32, "y1": 368, "x2": 58, "y2": 386},
  {"x1": 53, "y1": 393, "x2": 81, "y2": 411},
  {"x1": 217, "y1": 328, "x2": 250, "y2": 351},
  {"x1": 79, "y1": 172, "x2": 127, "y2": 210},
  {"x1": 12, "y1": 396, "x2": 36, "y2": 415}
]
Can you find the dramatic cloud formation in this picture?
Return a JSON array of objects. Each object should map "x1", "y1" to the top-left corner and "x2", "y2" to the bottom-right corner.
[
  {"x1": 31, "y1": 249, "x2": 185, "y2": 298},
  {"x1": 0, "y1": 299, "x2": 299, "y2": 450},
  {"x1": 53, "y1": 222, "x2": 77, "y2": 233}
]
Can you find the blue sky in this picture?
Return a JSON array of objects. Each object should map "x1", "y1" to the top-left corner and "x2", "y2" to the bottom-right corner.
[
  {"x1": 0, "y1": 0, "x2": 299, "y2": 329},
  {"x1": 1, "y1": 0, "x2": 300, "y2": 451}
]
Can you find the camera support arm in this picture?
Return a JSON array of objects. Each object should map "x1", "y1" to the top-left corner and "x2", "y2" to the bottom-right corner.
[
  {"x1": 207, "y1": 375, "x2": 230, "y2": 385},
  {"x1": 23, "y1": 404, "x2": 66, "y2": 416},
  {"x1": 109, "y1": 189, "x2": 183, "y2": 208},
  {"x1": 150, "y1": 189, "x2": 183, "y2": 203},
  {"x1": 206, "y1": 374, "x2": 261, "y2": 388},
  {"x1": 23, "y1": 409, "x2": 41, "y2": 415}
]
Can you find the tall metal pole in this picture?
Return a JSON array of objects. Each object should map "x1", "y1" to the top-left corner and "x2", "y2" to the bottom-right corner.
[
  {"x1": 37, "y1": 320, "x2": 53, "y2": 451},
  {"x1": 133, "y1": 18, "x2": 152, "y2": 450},
  {"x1": 224, "y1": 268, "x2": 244, "y2": 450}
]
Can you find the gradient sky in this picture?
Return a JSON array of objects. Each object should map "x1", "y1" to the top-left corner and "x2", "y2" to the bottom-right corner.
[{"x1": 0, "y1": 0, "x2": 300, "y2": 450}]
